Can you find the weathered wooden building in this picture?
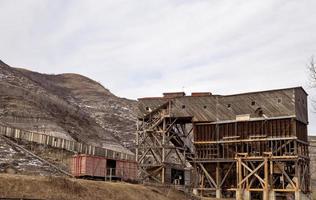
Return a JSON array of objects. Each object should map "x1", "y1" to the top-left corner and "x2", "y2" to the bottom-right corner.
[{"x1": 136, "y1": 87, "x2": 310, "y2": 200}]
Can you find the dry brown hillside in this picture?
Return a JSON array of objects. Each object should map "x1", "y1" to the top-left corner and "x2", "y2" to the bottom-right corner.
[
  {"x1": 0, "y1": 60, "x2": 137, "y2": 152},
  {"x1": 0, "y1": 174, "x2": 190, "y2": 200}
]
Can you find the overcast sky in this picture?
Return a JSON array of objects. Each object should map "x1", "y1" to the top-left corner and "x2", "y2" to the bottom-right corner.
[{"x1": 0, "y1": 0, "x2": 316, "y2": 133}]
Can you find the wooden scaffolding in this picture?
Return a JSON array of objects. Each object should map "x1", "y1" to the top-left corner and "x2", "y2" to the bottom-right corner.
[
  {"x1": 193, "y1": 119, "x2": 310, "y2": 199},
  {"x1": 136, "y1": 102, "x2": 193, "y2": 184},
  {"x1": 136, "y1": 87, "x2": 311, "y2": 200}
]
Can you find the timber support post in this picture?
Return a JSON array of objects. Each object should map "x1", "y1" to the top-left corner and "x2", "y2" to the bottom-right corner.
[{"x1": 136, "y1": 101, "x2": 192, "y2": 184}]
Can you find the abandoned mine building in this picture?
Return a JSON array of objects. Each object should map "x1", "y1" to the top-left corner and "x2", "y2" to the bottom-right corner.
[{"x1": 136, "y1": 87, "x2": 310, "y2": 200}]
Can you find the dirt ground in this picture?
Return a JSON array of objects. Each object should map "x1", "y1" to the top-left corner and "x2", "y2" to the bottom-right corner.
[{"x1": 0, "y1": 173, "x2": 192, "y2": 200}]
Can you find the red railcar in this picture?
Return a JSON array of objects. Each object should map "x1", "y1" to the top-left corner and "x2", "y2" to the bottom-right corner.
[
  {"x1": 116, "y1": 160, "x2": 138, "y2": 180},
  {"x1": 71, "y1": 154, "x2": 138, "y2": 181}
]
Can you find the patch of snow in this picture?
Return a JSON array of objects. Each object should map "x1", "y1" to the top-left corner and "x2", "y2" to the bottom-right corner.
[
  {"x1": 121, "y1": 107, "x2": 129, "y2": 110},
  {"x1": 0, "y1": 74, "x2": 8, "y2": 80},
  {"x1": 27, "y1": 159, "x2": 42, "y2": 166}
]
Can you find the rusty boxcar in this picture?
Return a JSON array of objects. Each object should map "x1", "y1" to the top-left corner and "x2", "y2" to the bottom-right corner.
[{"x1": 71, "y1": 154, "x2": 138, "y2": 181}]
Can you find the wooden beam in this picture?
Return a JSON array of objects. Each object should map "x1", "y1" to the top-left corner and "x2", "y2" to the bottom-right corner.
[
  {"x1": 238, "y1": 161, "x2": 265, "y2": 187},
  {"x1": 275, "y1": 162, "x2": 296, "y2": 189},
  {"x1": 220, "y1": 162, "x2": 234, "y2": 187},
  {"x1": 199, "y1": 163, "x2": 217, "y2": 188}
]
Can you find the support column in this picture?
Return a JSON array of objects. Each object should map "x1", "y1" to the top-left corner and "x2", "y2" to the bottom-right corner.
[
  {"x1": 162, "y1": 118, "x2": 166, "y2": 184},
  {"x1": 295, "y1": 191, "x2": 301, "y2": 200},
  {"x1": 243, "y1": 190, "x2": 250, "y2": 200},
  {"x1": 263, "y1": 157, "x2": 269, "y2": 200},
  {"x1": 268, "y1": 191, "x2": 276, "y2": 200},
  {"x1": 162, "y1": 167, "x2": 165, "y2": 184},
  {"x1": 269, "y1": 159, "x2": 275, "y2": 200},
  {"x1": 236, "y1": 157, "x2": 243, "y2": 200},
  {"x1": 216, "y1": 162, "x2": 222, "y2": 198},
  {"x1": 295, "y1": 161, "x2": 300, "y2": 200},
  {"x1": 200, "y1": 173, "x2": 204, "y2": 197},
  {"x1": 136, "y1": 119, "x2": 139, "y2": 162}
]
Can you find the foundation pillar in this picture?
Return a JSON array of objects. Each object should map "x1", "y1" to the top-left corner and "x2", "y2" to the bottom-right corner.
[
  {"x1": 295, "y1": 191, "x2": 300, "y2": 200},
  {"x1": 236, "y1": 157, "x2": 243, "y2": 200},
  {"x1": 243, "y1": 190, "x2": 250, "y2": 200},
  {"x1": 216, "y1": 189, "x2": 222, "y2": 199},
  {"x1": 236, "y1": 190, "x2": 250, "y2": 200},
  {"x1": 265, "y1": 190, "x2": 275, "y2": 200},
  {"x1": 216, "y1": 163, "x2": 222, "y2": 199},
  {"x1": 263, "y1": 157, "x2": 269, "y2": 200},
  {"x1": 236, "y1": 190, "x2": 246, "y2": 200}
]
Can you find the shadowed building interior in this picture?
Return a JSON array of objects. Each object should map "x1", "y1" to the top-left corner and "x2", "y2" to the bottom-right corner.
[{"x1": 136, "y1": 87, "x2": 310, "y2": 200}]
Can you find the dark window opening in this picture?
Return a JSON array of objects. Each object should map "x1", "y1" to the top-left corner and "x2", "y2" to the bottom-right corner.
[
  {"x1": 255, "y1": 107, "x2": 263, "y2": 117},
  {"x1": 227, "y1": 104, "x2": 231, "y2": 108},
  {"x1": 171, "y1": 168, "x2": 185, "y2": 185},
  {"x1": 145, "y1": 107, "x2": 149, "y2": 111},
  {"x1": 203, "y1": 105, "x2": 207, "y2": 109},
  {"x1": 251, "y1": 101, "x2": 255, "y2": 106},
  {"x1": 182, "y1": 105, "x2": 185, "y2": 109},
  {"x1": 106, "y1": 159, "x2": 116, "y2": 176}
]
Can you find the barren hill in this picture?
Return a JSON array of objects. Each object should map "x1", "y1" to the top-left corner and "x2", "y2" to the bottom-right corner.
[
  {"x1": 0, "y1": 60, "x2": 137, "y2": 152},
  {"x1": 0, "y1": 174, "x2": 189, "y2": 200}
]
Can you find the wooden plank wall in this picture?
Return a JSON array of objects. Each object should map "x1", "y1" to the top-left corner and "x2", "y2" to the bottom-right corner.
[
  {"x1": 194, "y1": 118, "x2": 306, "y2": 142},
  {"x1": 0, "y1": 124, "x2": 136, "y2": 161}
]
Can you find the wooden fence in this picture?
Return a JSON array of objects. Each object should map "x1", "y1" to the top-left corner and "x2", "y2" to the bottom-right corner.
[{"x1": 0, "y1": 124, "x2": 135, "y2": 161}]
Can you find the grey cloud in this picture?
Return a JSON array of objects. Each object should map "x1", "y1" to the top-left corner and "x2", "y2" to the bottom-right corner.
[{"x1": 0, "y1": 0, "x2": 316, "y2": 133}]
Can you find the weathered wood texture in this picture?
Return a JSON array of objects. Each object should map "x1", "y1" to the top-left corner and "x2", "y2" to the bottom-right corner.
[
  {"x1": 0, "y1": 124, "x2": 135, "y2": 161},
  {"x1": 137, "y1": 87, "x2": 310, "y2": 199},
  {"x1": 138, "y1": 87, "x2": 307, "y2": 124}
]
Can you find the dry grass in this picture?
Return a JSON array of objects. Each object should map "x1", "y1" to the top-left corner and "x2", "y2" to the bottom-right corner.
[
  {"x1": 0, "y1": 173, "x2": 189, "y2": 200},
  {"x1": 312, "y1": 187, "x2": 316, "y2": 200}
]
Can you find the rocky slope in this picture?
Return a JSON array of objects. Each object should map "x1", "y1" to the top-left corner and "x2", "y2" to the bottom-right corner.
[
  {"x1": 0, "y1": 135, "x2": 69, "y2": 176},
  {"x1": 0, "y1": 60, "x2": 137, "y2": 152}
]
